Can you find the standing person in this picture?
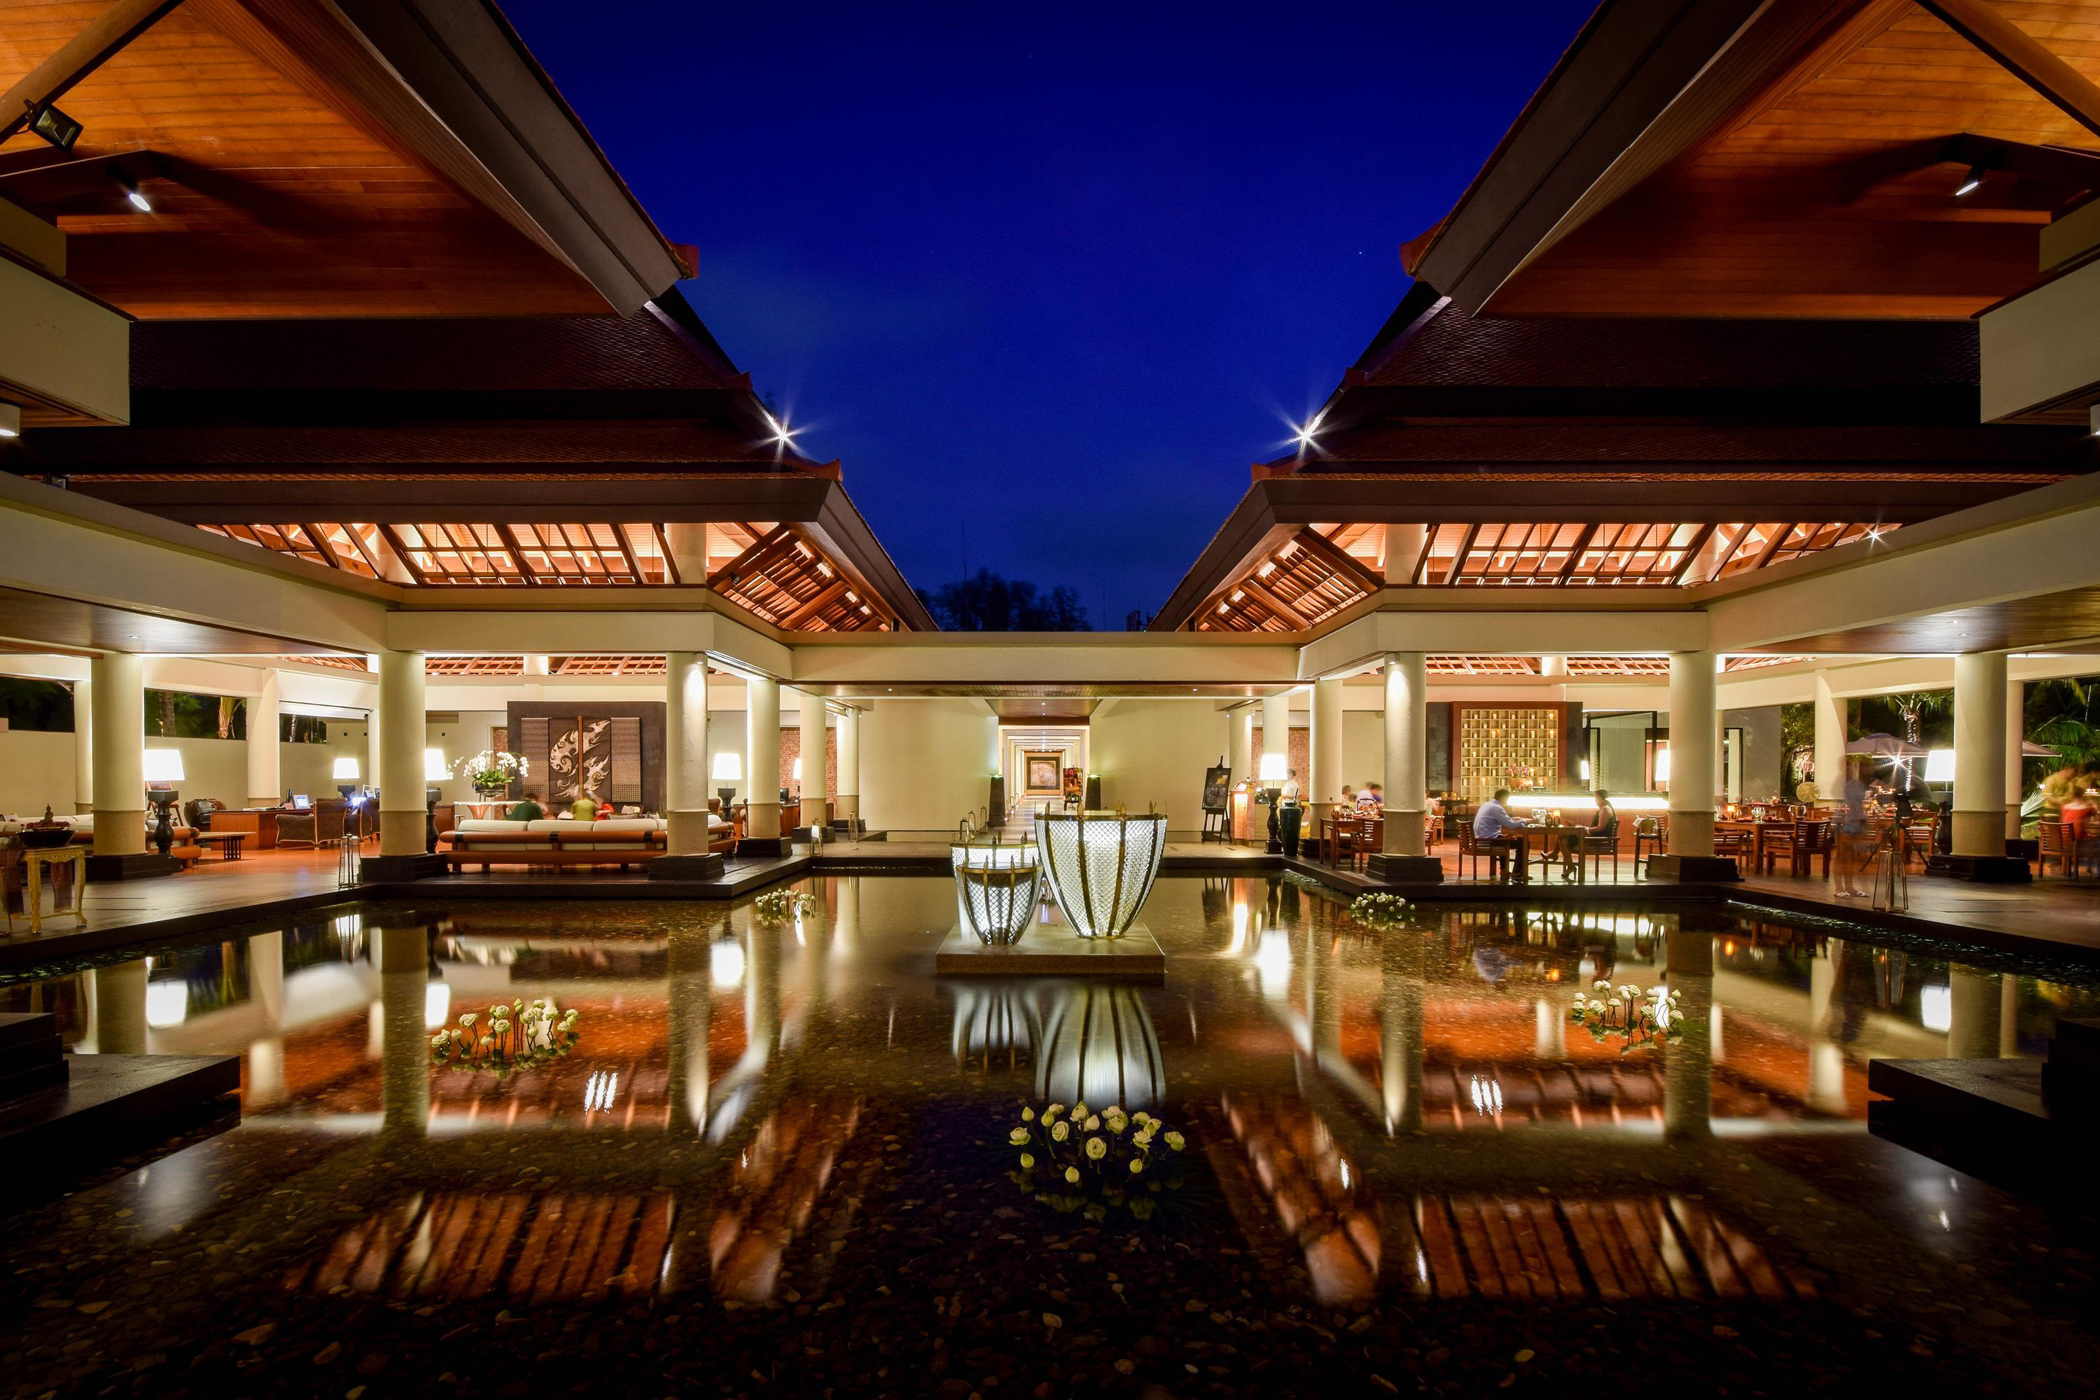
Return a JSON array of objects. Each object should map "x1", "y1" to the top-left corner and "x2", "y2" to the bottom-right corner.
[
  {"x1": 1281, "y1": 769, "x2": 1301, "y2": 804},
  {"x1": 1834, "y1": 758, "x2": 1872, "y2": 896},
  {"x1": 1474, "y1": 787, "x2": 1527, "y2": 882},
  {"x1": 506, "y1": 789, "x2": 544, "y2": 822}
]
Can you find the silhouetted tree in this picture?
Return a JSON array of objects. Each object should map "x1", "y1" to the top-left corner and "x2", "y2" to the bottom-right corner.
[{"x1": 917, "y1": 569, "x2": 1092, "y2": 631}]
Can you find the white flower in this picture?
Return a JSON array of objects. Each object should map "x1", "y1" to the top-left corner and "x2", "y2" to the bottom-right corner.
[
  {"x1": 1609, "y1": 998, "x2": 1623, "y2": 1008},
  {"x1": 1045, "y1": 1103, "x2": 1065, "y2": 1120},
  {"x1": 430, "y1": 1034, "x2": 446, "y2": 1048},
  {"x1": 490, "y1": 1004, "x2": 507, "y2": 1019},
  {"x1": 1072, "y1": 1102, "x2": 1088, "y2": 1120},
  {"x1": 1019, "y1": 1153, "x2": 1035, "y2": 1169},
  {"x1": 1594, "y1": 979, "x2": 1609, "y2": 990},
  {"x1": 1105, "y1": 1105, "x2": 1122, "y2": 1119},
  {"x1": 460, "y1": 1012, "x2": 478, "y2": 1029},
  {"x1": 479, "y1": 1035, "x2": 494, "y2": 1050},
  {"x1": 492, "y1": 1019, "x2": 511, "y2": 1034},
  {"x1": 1021, "y1": 1107, "x2": 1035, "y2": 1122},
  {"x1": 1164, "y1": 1131, "x2": 1185, "y2": 1151},
  {"x1": 1129, "y1": 1158, "x2": 1144, "y2": 1174},
  {"x1": 1085, "y1": 1137, "x2": 1107, "y2": 1161},
  {"x1": 1133, "y1": 1129, "x2": 1155, "y2": 1149},
  {"x1": 1084, "y1": 1114, "x2": 1101, "y2": 1132},
  {"x1": 1009, "y1": 1127, "x2": 1030, "y2": 1146},
  {"x1": 1051, "y1": 1121, "x2": 1070, "y2": 1142},
  {"x1": 1065, "y1": 1167, "x2": 1081, "y2": 1185}
]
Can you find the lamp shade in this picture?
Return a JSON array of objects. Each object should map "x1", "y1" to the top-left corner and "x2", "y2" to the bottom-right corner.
[
  {"x1": 1033, "y1": 810, "x2": 1167, "y2": 940},
  {"x1": 424, "y1": 748, "x2": 449, "y2": 781},
  {"x1": 142, "y1": 749, "x2": 184, "y2": 782},
  {"x1": 333, "y1": 756, "x2": 361, "y2": 781},
  {"x1": 711, "y1": 752, "x2": 744, "y2": 782},
  {"x1": 1258, "y1": 753, "x2": 1288, "y2": 783},
  {"x1": 1653, "y1": 745, "x2": 1671, "y2": 784},
  {"x1": 1924, "y1": 748, "x2": 1955, "y2": 783},
  {"x1": 792, "y1": 756, "x2": 803, "y2": 781},
  {"x1": 951, "y1": 838, "x2": 1042, "y2": 945}
]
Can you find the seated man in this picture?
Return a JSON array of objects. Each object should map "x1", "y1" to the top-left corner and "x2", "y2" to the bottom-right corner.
[
  {"x1": 1473, "y1": 787, "x2": 1527, "y2": 880},
  {"x1": 1357, "y1": 783, "x2": 1384, "y2": 812},
  {"x1": 507, "y1": 789, "x2": 545, "y2": 822}
]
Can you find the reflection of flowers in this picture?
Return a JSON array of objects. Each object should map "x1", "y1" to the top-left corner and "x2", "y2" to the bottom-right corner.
[
  {"x1": 752, "y1": 888, "x2": 815, "y2": 922},
  {"x1": 1007, "y1": 1101, "x2": 1187, "y2": 1221},
  {"x1": 430, "y1": 997, "x2": 578, "y2": 1075},
  {"x1": 1570, "y1": 981, "x2": 1683, "y2": 1054},
  {"x1": 1347, "y1": 892, "x2": 1414, "y2": 928}
]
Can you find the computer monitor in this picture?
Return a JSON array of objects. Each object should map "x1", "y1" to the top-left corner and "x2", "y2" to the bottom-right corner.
[{"x1": 290, "y1": 793, "x2": 311, "y2": 810}]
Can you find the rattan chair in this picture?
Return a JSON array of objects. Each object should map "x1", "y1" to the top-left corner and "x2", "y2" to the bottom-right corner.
[
  {"x1": 1632, "y1": 816, "x2": 1667, "y2": 876},
  {"x1": 275, "y1": 810, "x2": 319, "y2": 849}
]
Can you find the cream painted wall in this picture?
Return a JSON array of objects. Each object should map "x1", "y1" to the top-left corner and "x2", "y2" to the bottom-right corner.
[
  {"x1": 1, "y1": 728, "x2": 367, "y2": 817},
  {"x1": 858, "y1": 699, "x2": 997, "y2": 832},
  {"x1": 1341, "y1": 710, "x2": 1385, "y2": 795},
  {"x1": 425, "y1": 710, "x2": 508, "y2": 804},
  {"x1": 1090, "y1": 699, "x2": 1228, "y2": 830},
  {"x1": 0, "y1": 730, "x2": 76, "y2": 818}
]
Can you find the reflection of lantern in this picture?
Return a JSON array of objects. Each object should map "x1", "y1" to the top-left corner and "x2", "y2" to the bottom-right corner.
[
  {"x1": 1033, "y1": 811, "x2": 1167, "y2": 939},
  {"x1": 948, "y1": 985, "x2": 1040, "y2": 1066},
  {"x1": 1035, "y1": 984, "x2": 1166, "y2": 1110},
  {"x1": 951, "y1": 840, "x2": 1042, "y2": 945}
]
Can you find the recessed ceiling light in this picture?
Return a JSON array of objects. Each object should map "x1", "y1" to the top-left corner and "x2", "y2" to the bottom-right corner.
[
  {"x1": 0, "y1": 403, "x2": 19, "y2": 439},
  {"x1": 1953, "y1": 164, "x2": 1985, "y2": 198}
]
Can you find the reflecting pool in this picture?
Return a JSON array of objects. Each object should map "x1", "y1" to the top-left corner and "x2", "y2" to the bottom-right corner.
[{"x1": 4, "y1": 877, "x2": 2097, "y2": 1395}]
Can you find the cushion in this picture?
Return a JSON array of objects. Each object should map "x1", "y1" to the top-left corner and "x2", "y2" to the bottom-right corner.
[{"x1": 457, "y1": 819, "x2": 534, "y2": 834}]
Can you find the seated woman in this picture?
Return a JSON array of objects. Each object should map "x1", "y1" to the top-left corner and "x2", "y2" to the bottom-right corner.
[{"x1": 1585, "y1": 790, "x2": 1618, "y2": 840}]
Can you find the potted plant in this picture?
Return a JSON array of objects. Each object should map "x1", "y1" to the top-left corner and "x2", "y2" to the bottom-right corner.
[{"x1": 458, "y1": 749, "x2": 529, "y2": 799}]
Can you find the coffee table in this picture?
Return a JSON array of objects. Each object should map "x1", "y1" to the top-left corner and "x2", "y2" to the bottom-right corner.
[{"x1": 196, "y1": 831, "x2": 246, "y2": 861}]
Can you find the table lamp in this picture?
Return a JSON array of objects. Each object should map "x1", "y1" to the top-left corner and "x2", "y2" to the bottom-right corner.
[
  {"x1": 143, "y1": 749, "x2": 184, "y2": 856},
  {"x1": 712, "y1": 751, "x2": 743, "y2": 809},
  {"x1": 333, "y1": 755, "x2": 361, "y2": 802}
]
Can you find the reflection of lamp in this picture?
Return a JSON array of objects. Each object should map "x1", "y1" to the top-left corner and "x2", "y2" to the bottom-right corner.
[
  {"x1": 334, "y1": 755, "x2": 361, "y2": 802},
  {"x1": 1924, "y1": 748, "x2": 1955, "y2": 783},
  {"x1": 1033, "y1": 811, "x2": 1167, "y2": 939},
  {"x1": 1035, "y1": 984, "x2": 1165, "y2": 1110},
  {"x1": 423, "y1": 979, "x2": 451, "y2": 1030},
  {"x1": 1259, "y1": 752, "x2": 1288, "y2": 852},
  {"x1": 949, "y1": 985, "x2": 1039, "y2": 1065},
  {"x1": 711, "y1": 937, "x2": 746, "y2": 988},
  {"x1": 145, "y1": 974, "x2": 190, "y2": 1029},
  {"x1": 424, "y1": 748, "x2": 449, "y2": 781},
  {"x1": 713, "y1": 751, "x2": 743, "y2": 809},
  {"x1": 143, "y1": 749, "x2": 184, "y2": 856}
]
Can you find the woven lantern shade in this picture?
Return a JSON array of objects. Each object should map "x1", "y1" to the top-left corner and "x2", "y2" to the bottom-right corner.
[
  {"x1": 951, "y1": 838, "x2": 1043, "y2": 945},
  {"x1": 1033, "y1": 811, "x2": 1167, "y2": 939}
]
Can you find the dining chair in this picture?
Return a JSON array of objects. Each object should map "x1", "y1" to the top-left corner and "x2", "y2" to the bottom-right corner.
[
  {"x1": 1632, "y1": 816, "x2": 1666, "y2": 876},
  {"x1": 1356, "y1": 817, "x2": 1383, "y2": 871},
  {"x1": 1581, "y1": 829, "x2": 1619, "y2": 882},
  {"x1": 1791, "y1": 819, "x2": 1835, "y2": 879},
  {"x1": 2038, "y1": 822, "x2": 2097, "y2": 880},
  {"x1": 1328, "y1": 815, "x2": 1359, "y2": 868}
]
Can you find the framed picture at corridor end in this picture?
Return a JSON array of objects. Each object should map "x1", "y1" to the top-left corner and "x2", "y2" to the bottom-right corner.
[{"x1": 1202, "y1": 765, "x2": 1231, "y2": 813}]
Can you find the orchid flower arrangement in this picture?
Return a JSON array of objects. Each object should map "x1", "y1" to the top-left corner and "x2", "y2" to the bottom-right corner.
[
  {"x1": 458, "y1": 749, "x2": 528, "y2": 795},
  {"x1": 429, "y1": 997, "x2": 579, "y2": 1075},
  {"x1": 1570, "y1": 979, "x2": 1684, "y2": 1054},
  {"x1": 1006, "y1": 1101, "x2": 1187, "y2": 1222}
]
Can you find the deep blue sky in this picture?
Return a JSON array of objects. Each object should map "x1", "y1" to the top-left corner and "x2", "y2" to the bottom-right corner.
[{"x1": 503, "y1": 1, "x2": 1585, "y2": 624}]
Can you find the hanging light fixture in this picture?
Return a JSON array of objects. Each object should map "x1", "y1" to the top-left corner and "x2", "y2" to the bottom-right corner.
[{"x1": 1033, "y1": 809, "x2": 1167, "y2": 939}]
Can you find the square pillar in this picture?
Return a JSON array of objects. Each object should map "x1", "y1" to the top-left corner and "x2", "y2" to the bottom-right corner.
[
  {"x1": 85, "y1": 652, "x2": 174, "y2": 878},
  {"x1": 72, "y1": 673, "x2": 92, "y2": 814},
  {"x1": 246, "y1": 668, "x2": 281, "y2": 807},
  {"x1": 835, "y1": 707, "x2": 860, "y2": 827},
  {"x1": 1812, "y1": 672, "x2": 1846, "y2": 807},
  {"x1": 2007, "y1": 676, "x2": 2026, "y2": 840},
  {"x1": 1368, "y1": 651, "x2": 1440, "y2": 882},
  {"x1": 740, "y1": 674, "x2": 787, "y2": 855},
  {"x1": 1934, "y1": 651, "x2": 2027, "y2": 881}
]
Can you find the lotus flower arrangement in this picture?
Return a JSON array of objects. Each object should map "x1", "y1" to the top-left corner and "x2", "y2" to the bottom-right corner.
[
  {"x1": 1570, "y1": 980, "x2": 1684, "y2": 1054},
  {"x1": 1347, "y1": 892, "x2": 1415, "y2": 928},
  {"x1": 429, "y1": 997, "x2": 578, "y2": 1075},
  {"x1": 1005, "y1": 1100, "x2": 1187, "y2": 1221},
  {"x1": 752, "y1": 887, "x2": 815, "y2": 922}
]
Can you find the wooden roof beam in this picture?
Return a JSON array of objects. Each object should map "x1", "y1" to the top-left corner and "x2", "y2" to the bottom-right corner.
[
  {"x1": 1916, "y1": 0, "x2": 2100, "y2": 141},
  {"x1": 0, "y1": 0, "x2": 187, "y2": 144}
]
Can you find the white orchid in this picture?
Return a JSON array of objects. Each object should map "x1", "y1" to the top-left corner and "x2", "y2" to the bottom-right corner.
[
  {"x1": 459, "y1": 1012, "x2": 478, "y2": 1029},
  {"x1": 1019, "y1": 1153, "x2": 1035, "y2": 1169},
  {"x1": 1083, "y1": 1114, "x2": 1101, "y2": 1132},
  {"x1": 1064, "y1": 1167, "x2": 1080, "y2": 1185},
  {"x1": 1021, "y1": 1107, "x2": 1035, "y2": 1122}
]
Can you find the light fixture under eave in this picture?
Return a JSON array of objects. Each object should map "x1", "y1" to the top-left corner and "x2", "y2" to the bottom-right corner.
[
  {"x1": 760, "y1": 409, "x2": 798, "y2": 447},
  {"x1": 0, "y1": 403, "x2": 18, "y2": 439},
  {"x1": 1953, "y1": 164, "x2": 1985, "y2": 198},
  {"x1": 1291, "y1": 414, "x2": 1323, "y2": 450},
  {"x1": 109, "y1": 166, "x2": 150, "y2": 212}
]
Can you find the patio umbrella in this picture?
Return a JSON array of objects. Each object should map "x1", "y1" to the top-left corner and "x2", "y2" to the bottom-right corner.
[
  {"x1": 2022, "y1": 740, "x2": 2060, "y2": 758},
  {"x1": 1846, "y1": 733, "x2": 1926, "y2": 759}
]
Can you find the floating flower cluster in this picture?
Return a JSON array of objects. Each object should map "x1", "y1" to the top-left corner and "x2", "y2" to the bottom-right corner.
[
  {"x1": 429, "y1": 997, "x2": 579, "y2": 1075},
  {"x1": 1007, "y1": 1101, "x2": 1187, "y2": 1222},
  {"x1": 1348, "y1": 892, "x2": 1415, "y2": 928},
  {"x1": 752, "y1": 887, "x2": 815, "y2": 922},
  {"x1": 1570, "y1": 980, "x2": 1684, "y2": 1054}
]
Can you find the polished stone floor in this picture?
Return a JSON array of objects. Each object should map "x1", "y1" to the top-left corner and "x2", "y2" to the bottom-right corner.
[{"x1": 2, "y1": 877, "x2": 2098, "y2": 1395}]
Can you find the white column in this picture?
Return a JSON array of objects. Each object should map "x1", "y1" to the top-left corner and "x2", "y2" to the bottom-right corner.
[
  {"x1": 1383, "y1": 523, "x2": 1428, "y2": 586},
  {"x1": 376, "y1": 923, "x2": 430, "y2": 1137},
  {"x1": 246, "y1": 668, "x2": 281, "y2": 807},
  {"x1": 1383, "y1": 651, "x2": 1427, "y2": 856},
  {"x1": 664, "y1": 522, "x2": 707, "y2": 585},
  {"x1": 744, "y1": 674, "x2": 781, "y2": 840},
  {"x1": 523, "y1": 654, "x2": 550, "y2": 677},
  {"x1": 1310, "y1": 675, "x2": 1343, "y2": 856},
  {"x1": 1229, "y1": 705, "x2": 1253, "y2": 788},
  {"x1": 798, "y1": 689, "x2": 830, "y2": 830},
  {"x1": 665, "y1": 651, "x2": 709, "y2": 855},
  {"x1": 1667, "y1": 651, "x2": 1717, "y2": 858},
  {"x1": 835, "y1": 706, "x2": 860, "y2": 824},
  {"x1": 1538, "y1": 655, "x2": 1566, "y2": 679},
  {"x1": 1663, "y1": 928, "x2": 1713, "y2": 1139},
  {"x1": 1952, "y1": 651, "x2": 2008, "y2": 858},
  {"x1": 1259, "y1": 691, "x2": 1290, "y2": 781},
  {"x1": 377, "y1": 649, "x2": 428, "y2": 857},
  {"x1": 72, "y1": 673, "x2": 92, "y2": 814},
  {"x1": 2006, "y1": 676, "x2": 2026, "y2": 839},
  {"x1": 90, "y1": 652, "x2": 144, "y2": 856},
  {"x1": 1812, "y1": 672, "x2": 1846, "y2": 808}
]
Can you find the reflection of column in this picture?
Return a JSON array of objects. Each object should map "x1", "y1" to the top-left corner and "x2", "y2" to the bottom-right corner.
[
  {"x1": 376, "y1": 924, "x2": 430, "y2": 1137},
  {"x1": 246, "y1": 668, "x2": 281, "y2": 807},
  {"x1": 1310, "y1": 676, "x2": 1343, "y2": 857},
  {"x1": 745, "y1": 919, "x2": 781, "y2": 1062},
  {"x1": 1229, "y1": 706, "x2": 1253, "y2": 798},
  {"x1": 1380, "y1": 934, "x2": 1424, "y2": 1134},
  {"x1": 1533, "y1": 998, "x2": 1566, "y2": 1060},
  {"x1": 1382, "y1": 652, "x2": 1427, "y2": 857},
  {"x1": 666, "y1": 927, "x2": 712, "y2": 1134},
  {"x1": 798, "y1": 690, "x2": 830, "y2": 830},
  {"x1": 1260, "y1": 692, "x2": 1290, "y2": 780},
  {"x1": 1663, "y1": 928, "x2": 1712, "y2": 1139},
  {"x1": 377, "y1": 650, "x2": 428, "y2": 857},
  {"x1": 72, "y1": 673, "x2": 93, "y2": 814},
  {"x1": 1710, "y1": 1004, "x2": 1726, "y2": 1063},
  {"x1": 2006, "y1": 677, "x2": 2026, "y2": 840},
  {"x1": 1951, "y1": 651, "x2": 2008, "y2": 857},
  {"x1": 1309, "y1": 921, "x2": 1340, "y2": 1061},
  {"x1": 1947, "y1": 965, "x2": 2003, "y2": 1060},
  {"x1": 665, "y1": 651, "x2": 710, "y2": 855},
  {"x1": 1812, "y1": 672, "x2": 1845, "y2": 806},
  {"x1": 1667, "y1": 652, "x2": 1717, "y2": 857},
  {"x1": 835, "y1": 708, "x2": 860, "y2": 825},
  {"x1": 95, "y1": 959, "x2": 148, "y2": 1055},
  {"x1": 90, "y1": 653, "x2": 145, "y2": 857},
  {"x1": 745, "y1": 675, "x2": 782, "y2": 840},
  {"x1": 250, "y1": 934, "x2": 288, "y2": 1107},
  {"x1": 2001, "y1": 975, "x2": 2020, "y2": 1059},
  {"x1": 1807, "y1": 938, "x2": 1847, "y2": 1114}
]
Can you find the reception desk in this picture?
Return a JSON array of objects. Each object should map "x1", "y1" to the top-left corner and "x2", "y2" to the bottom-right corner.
[{"x1": 210, "y1": 809, "x2": 283, "y2": 849}]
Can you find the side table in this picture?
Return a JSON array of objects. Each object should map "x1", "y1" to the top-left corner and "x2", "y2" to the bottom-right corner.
[
  {"x1": 23, "y1": 846, "x2": 88, "y2": 934},
  {"x1": 197, "y1": 832, "x2": 247, "y2": 861}
]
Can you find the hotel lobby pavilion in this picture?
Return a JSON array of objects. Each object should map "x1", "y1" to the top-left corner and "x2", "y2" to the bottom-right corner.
[{"x1": 10, "y1": 0, "x2": 2100, "y2": 1395}]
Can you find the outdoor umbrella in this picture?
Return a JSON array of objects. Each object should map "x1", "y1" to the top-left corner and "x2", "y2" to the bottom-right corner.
[
  {"x1": 2022, "y1": 740, "x2": 2060, "y2": 758},
  {"x1": 1845, "y1": 733, "x2": 1926, "y2": 758}
]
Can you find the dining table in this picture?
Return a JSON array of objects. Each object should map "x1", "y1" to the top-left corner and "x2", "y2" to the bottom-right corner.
[
  {"x1": 1715, "y1": 819, "x2": 1775, "y2": 874},
  {"x1": 1498, "y1": 824, "x2": 1585, "y2": 882}
]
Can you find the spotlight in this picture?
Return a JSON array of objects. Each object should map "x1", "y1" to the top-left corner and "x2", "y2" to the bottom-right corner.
[
  {"x1": 1953, "y1": 164, "x2": 1985, "y2": 198},
  {"x1": 1292, "y1": 414, "x2": 1323, "y2": 449},
  {"x1": 760, "y1": 409, "x2": 798, "y2": 446},
  {"x1": 29, "y1": 103, "x2": 82, "y2": 152},
  {"x1": 110, "y1": 167, "x2": 150, "y2": 212},
  {"x1": 0, "y1": 403, "x2": 19, "y2": 439}
]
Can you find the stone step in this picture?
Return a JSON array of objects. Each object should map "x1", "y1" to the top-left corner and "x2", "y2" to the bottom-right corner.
[{"x1": 0, "y1": 1013, "x2": 68, "y2": 1105}]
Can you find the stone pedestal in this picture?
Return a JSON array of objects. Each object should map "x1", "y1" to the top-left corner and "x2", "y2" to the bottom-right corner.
[
  {"x1": 936, "y1": 921, "x2": 1164, "y2": 980},
  {"x1": 83, "y1": 851, "x2": 179, "y2": 881},
  {"x1": 1642, "y1": 854, "x2": 1740, "y2": 882},
  {"x1": 1365, "y1": 853, "x2": 1442, "y2": 883},
  {"x1": 738, "y1": 835, "x2": 793, "y2": 858},
  {"x1": 651, "y1": 853, "x2": 726, "y2": 881},
  {"x1": 358, "y1": 852, "x2": 446, "y2": 882},
  {"x1": 1925, "y1": 852, "x2": 2031, "y2": 884}
]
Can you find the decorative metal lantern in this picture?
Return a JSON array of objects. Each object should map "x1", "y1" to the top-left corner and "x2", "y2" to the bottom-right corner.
[
  {"x1": 951, "y1": 834, "x2": 1042, "y2": 945},
  {"x1": 1035, "y1": 983, "x2": 1166, "y2": 1111},
  {"x1": 1032, "y1": 810, "x2": 1167, "y2": 939}
]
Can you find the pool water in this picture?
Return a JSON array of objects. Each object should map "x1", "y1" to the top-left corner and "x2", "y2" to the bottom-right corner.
[{"x1": 3, "y1": 876, "x2": 2098, "y2": 1394}]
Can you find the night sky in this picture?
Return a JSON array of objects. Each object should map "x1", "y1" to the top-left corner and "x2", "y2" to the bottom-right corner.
[{"x1": 500, "y1": 1, "x2": 1584, "y2": 624}]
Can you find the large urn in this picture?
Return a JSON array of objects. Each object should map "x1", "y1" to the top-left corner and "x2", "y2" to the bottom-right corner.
[
  {"x1": 1032, "y1": 810, "x2": 1167, "y2": 939},
  {"x1": 951, "y1": 837, "x2": 1043, "y2": 945}
]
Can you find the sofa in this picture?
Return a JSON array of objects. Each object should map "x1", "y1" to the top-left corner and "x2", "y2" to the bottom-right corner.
[{"x1": 439, "y1": 809, "x2": 738, "y2": 871}]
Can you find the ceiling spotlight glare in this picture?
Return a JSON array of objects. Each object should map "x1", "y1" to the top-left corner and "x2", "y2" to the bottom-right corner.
[
  {"x1": 0, "y1": 403, "x2": 19, "y2": 439},
  {"x1": 109, "y1": 166, "x2": 150, "y2": 212},
  {"x1": 760, "y1": 409, "x2": 797, "y2": 446},
  {"x1": 1292, "y1": 414, "x2": 1323, "y2": 450},
  {"x1": 1953, "y1": 164, "x2": 1985, "y2": 198}
]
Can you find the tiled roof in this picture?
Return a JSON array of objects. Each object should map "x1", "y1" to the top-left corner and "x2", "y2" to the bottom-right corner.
[
  {"x1": 23, "y1": 421, "x2": 804, "y2": 469},
  {"x1": 1281, "y1": 423, "x2": 2087, "y2": 471},
  {"x1": 1360, "y1": 298, "x2": 1979, "y2": 390}
]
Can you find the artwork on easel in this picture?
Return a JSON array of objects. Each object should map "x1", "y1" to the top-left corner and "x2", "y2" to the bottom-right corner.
[
  {"x1": 1201, "y1": 760, "x2": 1231, "y2": 842},
  {"x1": 1061, "y1": 766, "x2": 1084, "y2": 809}
]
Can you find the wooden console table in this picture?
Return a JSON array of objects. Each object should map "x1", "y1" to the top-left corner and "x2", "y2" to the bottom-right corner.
[{"x1": 21, "y1": 846, "x2": 87, "y2": 934}]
